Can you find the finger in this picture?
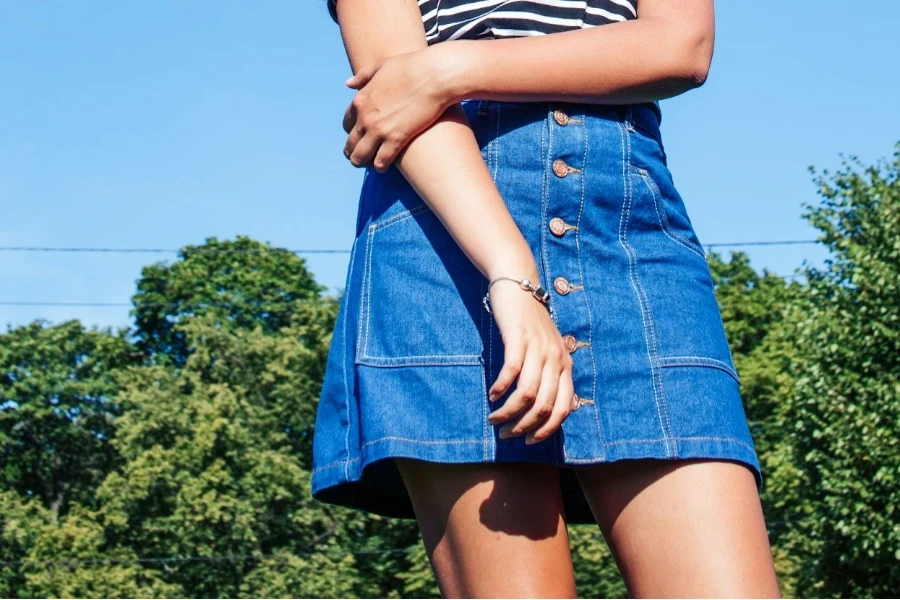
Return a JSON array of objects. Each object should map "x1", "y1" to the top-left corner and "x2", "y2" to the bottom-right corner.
[
  {"x1": 345, "y1": 63, "x2": 377, "y2": 89},
  {"x1": 489, "y1": 333, "x2": 525, "y2": 402},
  {"x1": 527, "y1": 359, "x2": 574, "y2": 444},
  {"x1": 343, "y1": 120, "x2": 365, "y2": 162},
  {"x1": 342, "y1": 101, "x2": 357, "y2": 134},
  {"x1": 489, "y1": 345, "x2": 542, "y2": 427},
  {"x1": 347, "y1": 130, "x2": 381, "y2": 168},
  {"x1": 506, "y1": 359, "x2": 561, "y2": 438},
  {"x1": 372, "y1": 136, "x2": 405, "y2": 172}
]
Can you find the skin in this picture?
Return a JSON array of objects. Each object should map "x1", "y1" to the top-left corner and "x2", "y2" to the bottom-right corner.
[
  {"x1": 332, "y1": 0, "x2": 781, "y2": 596},
  {"x1": 336, "y1": 0, "x2": 574, "y2": 446},
  {"x1": 397, "y1": 457, "x2": 781, "y2": 598}
]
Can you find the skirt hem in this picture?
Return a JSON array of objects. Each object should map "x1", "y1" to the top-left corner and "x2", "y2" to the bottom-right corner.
[{"x1": 310, "y1": 435, "x2": 762, "y2": 525}]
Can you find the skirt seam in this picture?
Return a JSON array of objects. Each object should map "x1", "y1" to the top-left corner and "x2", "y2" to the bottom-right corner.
[
  {"x1": 312, "y1": 456, "x2": 360, "y2": 476},
  {"x1": 362, "y1": 436, "x2": 487, "y2": 450},
  {"x1": 356, "y1": 355, "x2": 482, "y2": 366},
  {"x1": 369, "y1": 203, "x2": 431, "y2": 232},
  {"x1": 658, "y1": 356, "x2": 741, "y2": 383},
  {"x1": 576, "y1": 107, "x2": 606, "y2": 458},
  {"x1": 342, "y1": 238, "x2": 361, "y2": 479},
  {"x1": 617, "y1": 118, "x2": 676, "y2": 458},
  {"x1": 358, "y1": 225, "x2": 375, "y2": 360},
  {"x1": 635, "y1": 169, "x2": 708, "y2": 260}
]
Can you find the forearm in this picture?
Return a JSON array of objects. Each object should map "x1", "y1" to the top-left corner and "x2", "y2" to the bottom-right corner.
[
  {"x1": 336, "y1": 0, "x2": 539, "y2": 281},
  {"x1": 392, "y1": 107, "x2": 539, "y2": 281},
  {"x1": 437, "y1": 1, "x2": 715, "y2": 105}
]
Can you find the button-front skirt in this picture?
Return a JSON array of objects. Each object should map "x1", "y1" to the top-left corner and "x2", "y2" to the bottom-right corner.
[{"x1": 311, "y1": 99, "x2": 762, "y2": 524}]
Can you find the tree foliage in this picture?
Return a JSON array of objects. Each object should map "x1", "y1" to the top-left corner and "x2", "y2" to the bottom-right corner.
[
  {"x1": 0, "y1": 321, "x2": 138, "y2": 515},
  {"x1": 776, "y1": 146, "x2": 900, "y2": 597},
  {"x1": 131, "y1": 235, "x2": 325, "y2": 366},
  {"x1": 3, "y1": 140, "x2": 899, "y2": 600}
]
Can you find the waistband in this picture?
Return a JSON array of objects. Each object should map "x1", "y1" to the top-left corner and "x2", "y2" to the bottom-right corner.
[{"x1": 459, "y1": 98, "x2": 662, "y2": 132}]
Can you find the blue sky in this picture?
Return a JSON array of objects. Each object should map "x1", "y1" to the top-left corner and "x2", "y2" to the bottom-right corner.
[{"x1": 1, "y1": 1, "x2": 898, "y2": 331}]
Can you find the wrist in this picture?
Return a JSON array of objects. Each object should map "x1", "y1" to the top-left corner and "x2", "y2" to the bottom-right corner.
[
  {"x1": 431, "y1": 40, "x2": 480, "y2": 104},
  {"x1": 485, "y1": 256, "x2": 541, "y2": 286}
]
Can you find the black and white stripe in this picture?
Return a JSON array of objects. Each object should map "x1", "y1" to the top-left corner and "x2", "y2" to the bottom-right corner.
[{"x1": 328, "y1": 0, "x2": 637, "y2": 44}]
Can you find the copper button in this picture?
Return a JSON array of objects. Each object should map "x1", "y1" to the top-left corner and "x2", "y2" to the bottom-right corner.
[
  {"x1": 571, "y1": 393, "x2": 595, "y2": 411},
  {"x1": 562, "y1": 334, "x2": 578, "y2": 353},
  {"x1": 553, "y1": 276, "x2": 571, "y2": 295},
  {"x1": 552, "y1": 159, "x2": 569, "y2": 178},
  {"x1": 570, "y1": 394, "x2": 581, "y2": 411},
  {"x1": 553, "y1": 109, "x2": 569, "y2": 126},
  {"x1": 549, "y1": 217, "x2": 568, "y2": 237}
]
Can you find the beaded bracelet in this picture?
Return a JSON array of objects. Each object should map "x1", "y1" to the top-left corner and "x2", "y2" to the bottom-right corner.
[{"x1": 482, "y1": 277, "x2": 554, "y2": 317}]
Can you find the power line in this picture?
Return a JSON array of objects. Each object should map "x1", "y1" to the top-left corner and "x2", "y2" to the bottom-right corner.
[
  {"x1": 0, "y1": 517, "x2": 815, "y2": 568},
  {"x1": 0, "y1": 547, "x2": 418, "y2": 568},
  {"x1": 0, "y1": 299, "x2": 334, "y2": 309},
  {"x1": 0, "y1": 246, "x2": 351, "y2": 255},
  {"x1": 0, "y1": 275, "x2": 809, "y2": 311},
  {"x1": 0, "y1": 239, "x2": 820, "y2": 255},
  {"x1": 704, "y1": 240, "x2": 819, "y2": 249}
]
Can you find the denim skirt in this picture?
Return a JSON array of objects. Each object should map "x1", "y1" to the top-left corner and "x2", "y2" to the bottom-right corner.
[{"x1": 310, "y1": 99, "x2": 763, "y2": 525}]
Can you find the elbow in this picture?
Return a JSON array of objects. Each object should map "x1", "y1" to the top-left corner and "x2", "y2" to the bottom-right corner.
[
  {"x1": 685, "y1": 46, "x2": 712, "y2": 89},
  {"x1": 669, "y1": 25, "x2": 714, "y2": 90},
  {"x1": 684, "y1": 57, "x2": 710, "y2": 89}
]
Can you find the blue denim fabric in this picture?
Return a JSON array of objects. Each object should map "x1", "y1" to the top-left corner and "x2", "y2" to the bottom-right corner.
[{"x1": 311, "y1": 99, "x2": 762, "y2": 524}]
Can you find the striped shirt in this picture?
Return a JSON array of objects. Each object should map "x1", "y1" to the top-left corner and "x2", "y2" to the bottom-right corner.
[{"x1": 326, "y1": 0, "x2": 637, "y2": 45}]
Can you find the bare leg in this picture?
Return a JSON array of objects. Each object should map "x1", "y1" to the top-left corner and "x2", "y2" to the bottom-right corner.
[
  {"x1": 395, "y1": 458, "x2": 577, "y2": 598},
  {"x1": 575, "y1": 458, "x2": 781, "y2": 598}
]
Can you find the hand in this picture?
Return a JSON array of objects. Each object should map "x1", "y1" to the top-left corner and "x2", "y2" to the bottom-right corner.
[
  {"x1": 486, "y1": 279, "x2": 575, "y2": 445},
  {"x1": 342, "y1": 45, "x2": 458, "y2": 172}
]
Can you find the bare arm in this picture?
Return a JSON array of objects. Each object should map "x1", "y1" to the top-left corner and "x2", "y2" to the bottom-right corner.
[
  {"x1": 335, "y1": 0, "x2": 575, "y2": 443},
  {"x1": 337, "y1": 0, "x2": 537, "y2": 283},
  {"x1": 343, "y1": 0, "x2": 714, "y2": 169},
  {"x1": 437, "y1": 0, "x2": 716, "y2": 105}
]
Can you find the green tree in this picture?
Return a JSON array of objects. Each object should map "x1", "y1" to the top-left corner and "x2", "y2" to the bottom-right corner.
[
  {"x1": 131, "y1": 235, "x2": 325, "y2": 366},
  {"x1": 0, "y1": 491, "x2": 181, "y2": 598},
  {"x1": 709, "y1": 250, "x2": 798, "y2": 459},
  {"x1": 709, "y1": 252, "x2": 804, "y2": 592},
  {"x1": 95, "y1": 238, "x2": 434, "y2": 597},
  {"x1": 97, "y1": 308, "x2": 346, "y2": 596},
  {"x1": 779, "y1": 145, "x2": 900, "y2": 596},
  {"x1": 0, "y1": 321, "x2": 138, "y2": 515}
]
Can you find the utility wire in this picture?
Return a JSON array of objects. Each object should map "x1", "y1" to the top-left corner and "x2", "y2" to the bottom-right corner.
[
  {"x1": 0, "y1": 239, "x2": 820, "y2": 256},
  {"x1": 0, "y1": 274, "x2": 809, "y2": 310},
  {"x1": 0, "y1": 547, "x2": 418, "y2": 568},
  {"x1": 0, "y1": 246, "x2": 351, "y2": 255},
  {"x1": 0, "y1": 517, "x2": 814, "y2": 568},
  {"x1": 0, "y1": 299, "x2": 334, "y2": 309},
  {"x1": 704, "y1": 240, "x2": 819, "y2": 249}
]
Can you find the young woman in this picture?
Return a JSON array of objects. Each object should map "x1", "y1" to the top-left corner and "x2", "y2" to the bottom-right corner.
[{"x1": 311, "y1": 0, "x2": 781, "y2": 596}]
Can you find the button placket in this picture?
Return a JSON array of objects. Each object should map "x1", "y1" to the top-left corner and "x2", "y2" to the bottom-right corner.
[{"x1": 546, "y1": 105, "x2": 601, "y2": 448}]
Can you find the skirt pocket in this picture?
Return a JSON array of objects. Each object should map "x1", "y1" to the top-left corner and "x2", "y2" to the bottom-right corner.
[
  {"x1": 355, "y1": 204, "x2": 486, "y2": 367},
  {"x1": 631, "y1": 165, "x2": 707, "y2": 261}
]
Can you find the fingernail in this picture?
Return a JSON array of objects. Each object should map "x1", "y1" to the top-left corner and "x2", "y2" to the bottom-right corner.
[
  {"x1": 488, "y1": 391, "x2": 497, "y2": 402},
  {"x1": 525, "y1": 436, "x2": 535, "y2": 445},
  {"x1": 499, "y1": 429, "x2": 511, "y2": 439}
]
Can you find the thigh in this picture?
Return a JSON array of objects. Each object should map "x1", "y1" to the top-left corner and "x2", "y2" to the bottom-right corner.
[
  {"x1": 575, "y1": 458, "x2": 781, "y2": 598},
  {"x1": 395, "y1": 458, "x2": 577, "y2": 599}
]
